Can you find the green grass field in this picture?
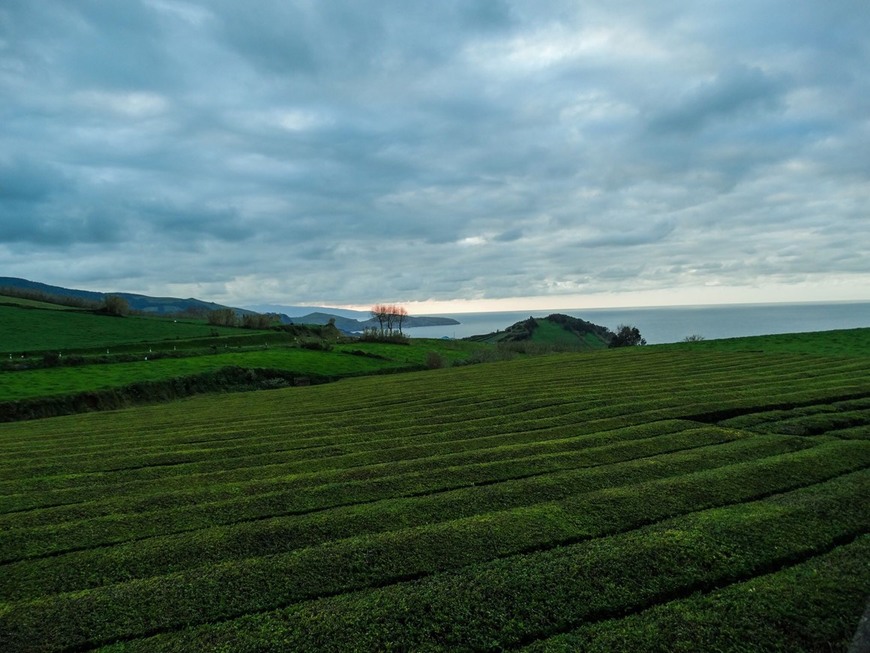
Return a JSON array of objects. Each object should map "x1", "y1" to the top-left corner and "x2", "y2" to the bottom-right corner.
[
  {"x1": 0, "y1": 331, "x2": 868, "y2": 652},
  {"x1": 0, "y1": 302, "x2": 248, "y2": 354},
  {"x1": 665, "y1": 327, "x2": 870, "y2": 357},
  {"x1": 0, "y1": 299, "x2": 486, "y2": 411},
  {"x1": 0, "y1": 295, "x2": 79, "y2": 311},
  {"x1": 0, "y1": 341, "x2": 486, "y2": 403}
]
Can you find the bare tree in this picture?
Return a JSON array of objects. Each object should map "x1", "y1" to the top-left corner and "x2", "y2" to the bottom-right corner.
[
  {"x1": 394, "y1": 305, "x2": 409, "y2": 334},
  {"x1": 384, "y1": 304, "x2": 397, "y2": 335},
  {"x1": 241, "y1": 313, "x2": 274, "y2": 329},
  {"x1": 370, "y1": 304, "x2": 388, "y2": 335},
  {"x1": 102, "y1": 295, "x2": 130, "y2": 317},
  {"x1": 207, "y1": 308, "x2": 237, "y2": 327}
]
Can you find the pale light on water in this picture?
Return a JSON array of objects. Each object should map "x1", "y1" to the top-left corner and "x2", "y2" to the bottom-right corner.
[{"x1": 405, "y1": 302, "x2": 870, "y2": 344}]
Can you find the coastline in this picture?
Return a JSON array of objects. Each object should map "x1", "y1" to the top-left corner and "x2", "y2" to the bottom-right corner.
[{"x1": 404, "y1": 300, "x2": 870, "y2": 344}]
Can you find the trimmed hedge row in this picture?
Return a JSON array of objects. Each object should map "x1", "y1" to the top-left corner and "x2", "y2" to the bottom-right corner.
[
  {"x1": 2, "y1": 348, "x2": 864, "y2": 457},
  {"x1": 0, "y1": 434, "x2": 824, "y2": 601},
  {"x1": 0, "y1": 398, "x2": 705, "y2": 484},
  {"x1": 0, "y1": 418, "x2": 697, "y2": 511},
  {"x1": 4, "y1": 369, "x2": 865, "y2": 498},
  {"x1": 0, "y1": 426, "x2": 743, "y2": 562},
  {"x1": 0, "y1": 419, "x2": 701, "y2": 526},
  {"x1": 77, "y1": 470, "x2": 869, "y2": 653},
  {"x1": 521, "y1": 535, "x2": 870, "y2": 652},
  {"x1": 1, "y1": 454, "x2": 866, "y2": 651},
  {"x1": 724, "y1": 409, "x2": 870, "y2": 437}
]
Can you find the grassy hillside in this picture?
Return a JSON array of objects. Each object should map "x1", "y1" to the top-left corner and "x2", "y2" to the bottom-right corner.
[
  {"x1": 0, "y1": 340, "x2": 484, "y2": 403},
  {"x1": 0, "y1": 331, "x2": 868, "y2": 651},
  {"x1": 0, "y1": 301, "x2": 248, "y2": 354},
  {"x1": 0, "y1": 277, "x2": 239, "y2": 316},
  {"x1": 666, "y1": 327, "x2": 870, "y2": 357},
  {"x1": 0, "y1": 295, "x2": 79, "y2": 311},
  {"x1": 0, "y1": 298, "x2": 490, "y2": 419}
]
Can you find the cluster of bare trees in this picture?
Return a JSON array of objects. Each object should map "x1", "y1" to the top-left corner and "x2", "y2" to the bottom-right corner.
[
  {"x1": 206, "y1": 309, "x2": 276, "y2": 329},
  {"x1": 101, "y1": 295, "x2": 130, "y2": 317},
  {"x1": 370, "y1": 304, "x2": 409, "y2": 336},
  {"x1": 206, "y1": 308, "x2": 237, "y2": 326}
]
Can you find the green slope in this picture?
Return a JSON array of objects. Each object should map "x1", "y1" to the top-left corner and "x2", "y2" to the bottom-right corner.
[
  {"x1": 468, "y1": 313, "x2": 613, "y2": 350},
  {"x1": 0, "y1": 332, "x2": 868, "y2": 651},
  {"x1": 0, "y1": 303, "x2": 246, "y2": 354},
  {"x1": 0, "y1": 299, "x2": 492, "y2": 418}
]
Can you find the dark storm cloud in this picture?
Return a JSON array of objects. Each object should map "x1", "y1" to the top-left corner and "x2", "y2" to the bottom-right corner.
[
  {"x1": 648, "y1": 65, "x2": 787, "y2": 134},
  {"x1": 0, "y1": 0, "x2": 867, "y2": 306},
  {"x1": 576, "y1": 220, "x2": 676, "y2": 249},
  {"x1": 0, "y1": 156, "x2": 67, "y2": 202}
]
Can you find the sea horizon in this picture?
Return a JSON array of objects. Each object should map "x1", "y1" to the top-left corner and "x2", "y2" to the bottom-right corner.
[{"x1": 404, "y1": 299, "x2": 870, "y2": 345}]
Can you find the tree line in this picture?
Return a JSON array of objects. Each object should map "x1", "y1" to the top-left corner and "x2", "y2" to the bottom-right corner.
[{"x1": 206, "y1": 309, "x2": 277, "y2": 329}]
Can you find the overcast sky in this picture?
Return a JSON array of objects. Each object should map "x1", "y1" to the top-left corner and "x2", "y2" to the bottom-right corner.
[{"x1": 1, "y1": 1, "x2": 868, "y2": 312}]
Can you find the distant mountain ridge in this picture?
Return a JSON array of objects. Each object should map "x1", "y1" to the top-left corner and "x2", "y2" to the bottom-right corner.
[
  {"x1": 0, "y1": 277, "x2": 460, "y2": 331},
  {"x1": 286, "y1": 312, "x2": 459, "y2": 332},
  {"x1": 245, "y1": 305, "x2": 459, "y2": 330},
  {"x1": 0, "y1": 277, "x2": 243, "y2": 316}
]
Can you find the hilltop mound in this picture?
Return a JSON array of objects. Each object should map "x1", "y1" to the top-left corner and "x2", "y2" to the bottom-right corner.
[{"x1": 467, "y1": 313, "x2": 613, "y2": 350}]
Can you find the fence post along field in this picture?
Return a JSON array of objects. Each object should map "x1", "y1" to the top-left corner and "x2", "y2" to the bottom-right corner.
[{"x1": 0, "y1": 316, "x2": 868, "y2": 651}]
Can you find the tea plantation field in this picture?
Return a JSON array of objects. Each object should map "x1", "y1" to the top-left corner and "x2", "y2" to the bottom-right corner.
[{"x1": 1, "y1": 332, "x2": 869, "y2": 651}]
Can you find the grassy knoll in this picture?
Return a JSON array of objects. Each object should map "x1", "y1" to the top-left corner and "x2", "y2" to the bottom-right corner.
[
  {"x1": 526, "y1": 318, "x2": 603, "y2": 347},
  {"x1": 468, "y1": 313, "x2": 612, "y2": 350},
  {"x1": 0, "y1": 333, "x2": 868, "y2": 651}
]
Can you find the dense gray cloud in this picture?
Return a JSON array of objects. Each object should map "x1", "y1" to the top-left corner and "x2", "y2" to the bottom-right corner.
[{"x1": 0, "y1": 0, "x2": 867, "y2": 309}]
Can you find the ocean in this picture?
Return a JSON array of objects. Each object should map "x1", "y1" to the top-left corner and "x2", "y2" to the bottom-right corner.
[{"x1": 404, "y1": 301, "x2": 870, "y2": 345}]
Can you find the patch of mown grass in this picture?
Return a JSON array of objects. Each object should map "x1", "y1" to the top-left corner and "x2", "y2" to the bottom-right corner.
[
  {"x1": 0, "y1": 349, "x2": 401, "y2": 401},
  {"x1": 0, "y1": 339, "x2": 484, "y2": 407},
  {"x1": 0, "y1": 313, "x2": 486, "y2": 418}
]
